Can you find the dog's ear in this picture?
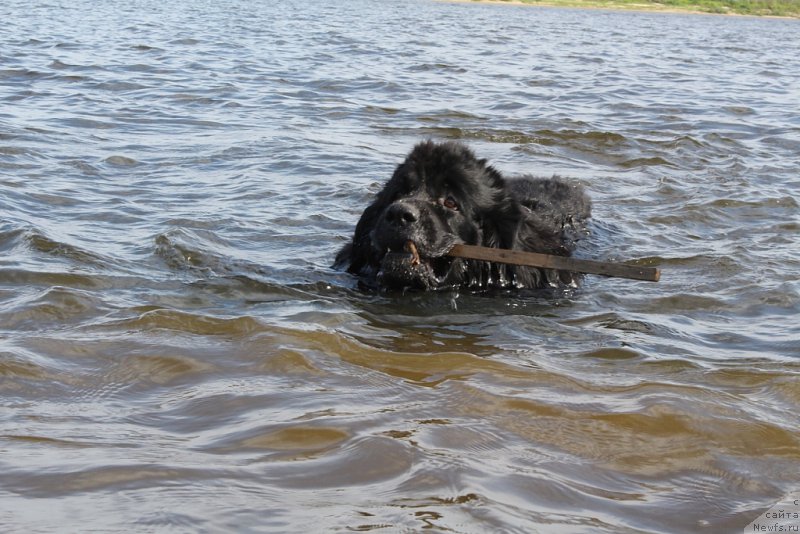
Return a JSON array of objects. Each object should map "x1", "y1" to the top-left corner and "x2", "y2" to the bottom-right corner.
[
  {"x1": 333, "y1": 242, "x2": 353, "y2": 270},
  {"x1": 484, "y1": 209, "x2": 522, "y2": 250},
  {"x1": 479, "y1": 182, "x2": 524, "y2": 251},
  {"x1": 337, "y1": 160, "x2": 412, "y2": 274},
  {"x1": 337, "y1": 196, "x2": 385, "y2": 274}
]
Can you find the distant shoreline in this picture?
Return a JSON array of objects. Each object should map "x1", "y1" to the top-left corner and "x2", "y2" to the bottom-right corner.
[{"x1": 438, "y1": 0, "x2": 800, "y2": 19}]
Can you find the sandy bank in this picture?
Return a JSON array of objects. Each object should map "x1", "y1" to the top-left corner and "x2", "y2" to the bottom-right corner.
[{"x1": 437, "y1": 0, "x2": 799, "y2": 19}]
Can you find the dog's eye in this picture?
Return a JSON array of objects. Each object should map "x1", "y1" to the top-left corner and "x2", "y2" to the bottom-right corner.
[{"x1": 443, "y1": 196, "x2": 459, "y2": 210}]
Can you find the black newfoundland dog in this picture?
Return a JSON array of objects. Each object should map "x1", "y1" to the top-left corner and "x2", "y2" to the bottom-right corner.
[{"x1": 335, "y1": 140, "x2": 591, "y2": 291}]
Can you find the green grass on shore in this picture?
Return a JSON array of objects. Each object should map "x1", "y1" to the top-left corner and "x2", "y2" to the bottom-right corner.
[{"x1": 487, "y1": 0, "x2": 800, "y2": 17}]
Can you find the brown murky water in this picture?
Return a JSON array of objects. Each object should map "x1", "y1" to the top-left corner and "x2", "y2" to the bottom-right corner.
[{"x1": 1, "y1": 0, "x2": 799, "y2": 532}]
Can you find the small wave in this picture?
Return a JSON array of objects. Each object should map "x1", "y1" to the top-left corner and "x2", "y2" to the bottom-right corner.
[
  {"x1": 55, "y1": 117, "x2": 116, "y2": 130},
  {"x1": 643, "y1": 294, "x2": 729, "y2": 313},
  {"x1": 581, "y1": 347, "x2": 643, "y2": 360},
  {"x1": 363, "y1": 105, "x2": 401, "y2": 116},
  {"x1": 1, "y1": 225, "x2": 126, "y2": 278},
  {"x1": 209, "y1": 425, "x2": 351, "y2": 454},
  {"x1": 620, "y1": 156, "x2": 674, "y2": 168},
  {"x1": 716, "y1": 196, "x2": 799, "y2": 210},
  {"x1": 0, "y1": 146, "x2": 42, "y2": 159},
  {"x1": 103, "y1": 352, "x2": 216, "y2": 387},
  {"x1": 0, "y1": 68, "x2": 52, "y2": 80},
  {"x1": 26, "y1": 232, "x2": 108, "y2": 266},
  {"x1": 0, "y1": 269, "x2": 98, "y2": 289},
  {"x1": 48, "y1": 60, "x2": 79, "y2": 70},
  {"x1": 409, "y1": 127, "x2": 631, "y2": 151},
  {"x1": 407, "y1": 63, "x2": 468, "y2": 73},
  {"x1": 9, "y1": 465, "x2": 205, "y2": 498},
  {"x1": 170, "y1": 38, "x2": 201, "y2": 45},
  {"x1": 101, "y1": 308, "x2": 264, "y2": 337},
  {"x1": 63, "y1": 159, "x2": 101, "y2": 175},
  {"x1": 152, "y1": 228, "x2": 338, "y2": 303},
  {"x1": 0, "y1": 286, "x2": 104, "y2": 331},
  {"x1": 0, "y1": 226, "x2": 26, "y2": 253},
  {"x1": 154, "y1": 229, "x2": 231, "y2": 274},
  {"x1": 103, "y1": 155, "x2": 140, "y2": 167},
  {"x1": 418, "y1": 109, "x2": 485, "y2": 122},
  {"x1": 92, "y1": 81, "x2": 148, "y2": 92},
  {"x1": 0, "y1": 350, "x2": 52, "y2": 380},
  {"x1": 723, "y1": 105, "x2": 756, "y2": 115},
  {"x1": 131, "y1": 44, "x2": 163, "y2": 52}
]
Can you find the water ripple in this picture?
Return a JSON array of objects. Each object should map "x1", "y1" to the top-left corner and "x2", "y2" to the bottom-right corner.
[{"x1": 2, "y1": 0, "x2": 800, "y2": 532}]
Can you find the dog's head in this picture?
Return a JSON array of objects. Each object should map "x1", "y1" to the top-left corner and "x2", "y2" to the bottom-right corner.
[{"x1": 337, "y1": 141, "x2": 522, "y2": 290}]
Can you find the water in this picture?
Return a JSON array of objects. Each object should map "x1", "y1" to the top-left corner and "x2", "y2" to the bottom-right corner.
[{"x1": 2, "y1": 0, "x2": 799, "y2": 532}]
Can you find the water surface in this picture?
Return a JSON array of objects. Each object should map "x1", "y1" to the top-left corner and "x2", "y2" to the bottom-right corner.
[{"x1": 1, "y1": 0, "x2": 799, "y2": 532}]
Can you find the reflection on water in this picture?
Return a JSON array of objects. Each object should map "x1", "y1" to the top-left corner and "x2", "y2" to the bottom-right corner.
[{"x1": 2, "y1": 0, "x2": 799, "y2": 532}]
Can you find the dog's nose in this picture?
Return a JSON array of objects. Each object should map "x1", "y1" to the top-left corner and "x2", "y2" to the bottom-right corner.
[{"x1": 384, "y1": 201, "x2": 419, "y2": 228}]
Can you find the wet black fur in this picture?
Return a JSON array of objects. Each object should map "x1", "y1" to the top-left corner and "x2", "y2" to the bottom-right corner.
[{"x1": 335, "y1": 140, "x2": 591, "y2": 291}]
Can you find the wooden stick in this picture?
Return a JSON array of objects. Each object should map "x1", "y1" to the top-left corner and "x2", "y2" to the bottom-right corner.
[
  {"x1": 404, "y1": 240, "x2": 421, "y2": 266},
  {"x1": 448, "y1": 244, "x2": 660, "y2": 282}
]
